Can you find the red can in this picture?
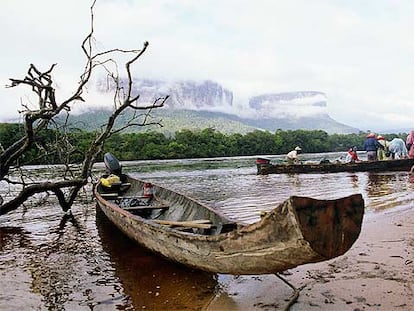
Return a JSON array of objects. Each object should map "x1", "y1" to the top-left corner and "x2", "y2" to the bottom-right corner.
[{"x1": 143, "y1": 182, "x2": 154, "y2": 198}]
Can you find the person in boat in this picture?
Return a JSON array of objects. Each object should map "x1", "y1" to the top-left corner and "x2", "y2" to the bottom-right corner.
[
  {"x1": 363, "y1": 133, "x2": 381, "y2": 161},
  {"x1": 388, "y1": 138, "x2": 408, "y2": 159},
  {"x1": 406, "y1": 130, "x2": 414, "y2": 158},
  {"x1": 286, "y1": 146, "x2": 302, "y2": 164},
  {"x1": 376, "y1": 135, "x2": 390, "y2": 160},
  {"x1": 345, "y1": 146, "x2": 360, "y2": 163}
]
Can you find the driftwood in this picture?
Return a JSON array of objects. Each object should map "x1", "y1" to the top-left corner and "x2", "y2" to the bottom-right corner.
[{"x1": 0, "y1": 1, "x2": 168, "y2": 216}]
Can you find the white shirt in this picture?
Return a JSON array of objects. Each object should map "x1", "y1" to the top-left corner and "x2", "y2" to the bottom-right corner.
[{"x1": 287, "y1": 150, "x2": 298, "y2": 160}]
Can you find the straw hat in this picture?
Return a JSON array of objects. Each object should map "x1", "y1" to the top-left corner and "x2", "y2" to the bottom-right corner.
[{"x1": 295, "y1": 146, "x2": 302, "y2": 151}]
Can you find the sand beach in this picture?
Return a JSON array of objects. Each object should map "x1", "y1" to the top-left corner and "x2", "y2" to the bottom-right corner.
[{"x1": 207, "y1": 207, "x2": 414, "y2": 310}]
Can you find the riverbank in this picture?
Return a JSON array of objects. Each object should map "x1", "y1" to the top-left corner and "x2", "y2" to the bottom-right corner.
[{"x1": 207, "y1": 206, "x2": 414, "y2": 310}]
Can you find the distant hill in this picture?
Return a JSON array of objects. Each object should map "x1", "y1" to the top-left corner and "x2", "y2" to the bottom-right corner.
[
  {"x1": 65, "y1": 109, "x2": 257, "y2": 135},
  {"x1": 66, "y1": 107, "x2": 358, "y2": 135}
]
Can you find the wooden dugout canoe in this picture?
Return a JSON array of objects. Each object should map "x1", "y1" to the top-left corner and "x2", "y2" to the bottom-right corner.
[
  {"x1": 256, "y1": 157, "x2": 414, "y2": 175},
  {"x1": 95, "y1": 165, "x2": 364, "y2": 275}
]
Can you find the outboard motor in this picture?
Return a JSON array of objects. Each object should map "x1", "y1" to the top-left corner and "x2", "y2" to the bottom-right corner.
[{"x1": 104, "y1": 152, "x2": 122, "y2": 176}]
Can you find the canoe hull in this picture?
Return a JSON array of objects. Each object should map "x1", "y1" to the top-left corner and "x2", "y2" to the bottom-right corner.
[
  {"x1": 95, "y1": 177, "x2": 364, "y2": 275},
  {"x1": 257, "y1": 158, "x2": 414, "y2": 175}
]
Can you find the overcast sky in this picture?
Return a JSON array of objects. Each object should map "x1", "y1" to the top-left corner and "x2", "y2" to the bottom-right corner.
[{"x1": 1, "y1": 0, "x2": 414, "y2": 131}]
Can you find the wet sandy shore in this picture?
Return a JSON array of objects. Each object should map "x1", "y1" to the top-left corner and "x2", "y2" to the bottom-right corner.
[{"x1": 206, "y1": 207, "x2": 414, "y2": 310}]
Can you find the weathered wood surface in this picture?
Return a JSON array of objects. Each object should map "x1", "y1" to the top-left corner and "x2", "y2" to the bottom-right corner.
[
  {"x1": 155, "y1": 219, "x2": 213, "y2": 229},
  {"x1": 257, "y1": 158, "x2": 414, "y2": 175},
  {"x1": 122, "y1": 205, "x2": 169, "y2": 211},
  {"x1": 95, "y1": 176, "x2": 364, "y2": 274}
]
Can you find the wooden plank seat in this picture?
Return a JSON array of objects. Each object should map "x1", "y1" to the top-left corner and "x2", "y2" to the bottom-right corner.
[
  {"x1": 154, "y1": 219, "x2": 212, "y2": 229},
  {"x1": 122, "y1": 205, "x2": 169, "y2": 211},
  {"x1": 100, "y1": 193, "x2": 119, "y2": 199},
  {"x1": 120, "y1": 183, "x2": 131, "y2": 190}
]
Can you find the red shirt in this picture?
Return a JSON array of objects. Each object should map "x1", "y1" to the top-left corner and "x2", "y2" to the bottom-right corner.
[{"x1": 348, "y1": 150, "x2": 359, "y2": 161}]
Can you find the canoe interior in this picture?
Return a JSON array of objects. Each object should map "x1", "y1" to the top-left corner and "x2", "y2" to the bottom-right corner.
[
  {"x1": 292, "y1": 195, "x2": 364, "y2": 258},
  {"x1": 96, "y1": 175, "x2": 238, "y2": 236}
]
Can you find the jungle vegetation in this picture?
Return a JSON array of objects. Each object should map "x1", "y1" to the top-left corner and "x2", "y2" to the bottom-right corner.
[{"x1": 0, "y1": 123, "x2": 406, "y2": 164}]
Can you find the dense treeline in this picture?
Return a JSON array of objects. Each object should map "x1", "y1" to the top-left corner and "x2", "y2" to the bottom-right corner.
[{"x1": 0, "y1": 123, "x2": 407, "y2": 165}]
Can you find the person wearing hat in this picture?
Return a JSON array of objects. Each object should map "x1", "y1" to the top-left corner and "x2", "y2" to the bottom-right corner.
[
  {"x1": 286, "y1": 146, "x2": 302, "y2": 164},
  {"x1": 376, "y1": 135, "x2": 390, "y2": 160},
  {"x1": 363, "y1": 132, "x2": 381, "y2": 161}
]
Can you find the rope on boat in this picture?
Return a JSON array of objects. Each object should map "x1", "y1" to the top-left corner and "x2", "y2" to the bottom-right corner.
[{"x1": 275, "y1": 273, "x2": 307, "y2": 311}]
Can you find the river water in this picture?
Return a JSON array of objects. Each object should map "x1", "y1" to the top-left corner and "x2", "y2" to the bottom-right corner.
[{"x1": 1, "y1": 152, "x2": 414, "y2": 310}]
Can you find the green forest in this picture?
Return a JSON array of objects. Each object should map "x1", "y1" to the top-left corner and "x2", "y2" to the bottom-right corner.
[{"x1": 0, "y1": 123, "x2": 407, "y2": 165}]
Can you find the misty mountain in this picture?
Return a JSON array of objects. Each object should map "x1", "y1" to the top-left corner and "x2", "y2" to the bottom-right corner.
[{"x1": 71, "y1": 79, "x2": 360, "y2": 134}]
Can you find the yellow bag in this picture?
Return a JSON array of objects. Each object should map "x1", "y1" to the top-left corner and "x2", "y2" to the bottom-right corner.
[{"x1": 100, "y1": 174, "x2": 121, "y2": 187}]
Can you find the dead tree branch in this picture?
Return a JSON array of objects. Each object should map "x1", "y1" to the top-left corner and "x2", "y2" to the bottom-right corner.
[{"x1": 0, "y1": 0, "x2": 167, "y2": 215}]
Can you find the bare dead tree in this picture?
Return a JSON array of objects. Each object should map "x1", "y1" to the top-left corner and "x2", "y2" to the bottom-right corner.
[{"x1": 0, "y1": 0, "x2": 168, "y2": 215}]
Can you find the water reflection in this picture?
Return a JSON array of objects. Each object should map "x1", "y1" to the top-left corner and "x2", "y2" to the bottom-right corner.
[
  {"x1": 408, "y1": 174, "x2": 414, "y2": 189},
  {"x1": 348, "y1": 174, "x2": 362, "y2": 193},
  {"x1": 95, "y1": 207, "x2": 217, "y2": 310},
  {"x1": 0, "y1": 226, "x2": 31, "y2": 251},
  {"x1": 366, "y1": 173, "x2": 389, "y2": 194}
]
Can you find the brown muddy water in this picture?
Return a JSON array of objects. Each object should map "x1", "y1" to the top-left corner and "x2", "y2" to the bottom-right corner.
[{"x1": 1, "y1": 153, "x2": 414, "y2": 310}]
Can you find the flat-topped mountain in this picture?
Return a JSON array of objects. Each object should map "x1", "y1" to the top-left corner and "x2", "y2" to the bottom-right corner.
[{"x1": 71, "y1": 79, "x2": 360, "y2": 134}]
